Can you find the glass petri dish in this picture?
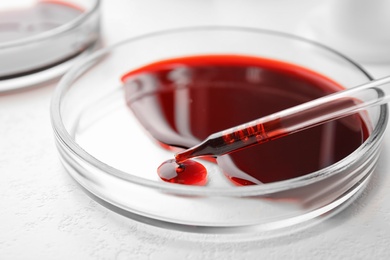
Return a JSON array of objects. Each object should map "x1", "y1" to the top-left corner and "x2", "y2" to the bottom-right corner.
[
  {"x1": 0, "y1": 0, "x2": 100, "y2": 92},
  {"x1": 51, "y1": 27, "x2": 388, "y2": 234}
]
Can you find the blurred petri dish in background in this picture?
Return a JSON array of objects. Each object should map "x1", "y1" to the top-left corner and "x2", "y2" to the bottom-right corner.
[{"x1": 0, "y1": 0, "x2": 101, "y2": 91}]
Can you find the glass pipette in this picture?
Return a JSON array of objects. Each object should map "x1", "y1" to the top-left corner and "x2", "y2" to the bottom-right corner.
[{"x1": 175, "y1": 75, "x2": 390, "y2": 163}]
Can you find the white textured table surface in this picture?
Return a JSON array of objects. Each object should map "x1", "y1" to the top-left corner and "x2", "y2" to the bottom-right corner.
[{"x1": 2, "y1": 0, "x2": 390, "y2": 259}]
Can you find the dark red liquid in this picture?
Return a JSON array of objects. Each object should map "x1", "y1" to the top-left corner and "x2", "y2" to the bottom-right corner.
[{"x1": 123, "y1": 55, "x2": 369, "y2": 185}]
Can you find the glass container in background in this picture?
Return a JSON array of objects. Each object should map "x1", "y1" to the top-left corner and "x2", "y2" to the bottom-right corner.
[{"x1": 0, "y1": 0, "x2": 101, "y2": 91}]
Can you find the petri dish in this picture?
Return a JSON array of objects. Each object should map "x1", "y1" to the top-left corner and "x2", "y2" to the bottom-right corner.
[
  {"x1": 0, "y1": 0, "x2": 100, "y2": 92},
  {"x1": 51, "y1": 27, "x2": 388, "y2": 234}
]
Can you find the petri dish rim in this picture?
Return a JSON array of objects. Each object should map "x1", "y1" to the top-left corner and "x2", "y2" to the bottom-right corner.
[
  {"x1": 50, "y1": 26, "x2": 388, "y2": 198},
  {"x1": 0, "y1": 0, "x2": 101, "y2": 49}
]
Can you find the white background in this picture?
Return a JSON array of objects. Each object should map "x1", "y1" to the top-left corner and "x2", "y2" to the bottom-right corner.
[{"x1": 1, "y1": 0, "x2": 390, "y2": 259}]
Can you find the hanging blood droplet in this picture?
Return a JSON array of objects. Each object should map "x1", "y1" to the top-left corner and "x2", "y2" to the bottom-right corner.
[{"x1": 157, "y1": 159, "x2": 207, "y2": 186}]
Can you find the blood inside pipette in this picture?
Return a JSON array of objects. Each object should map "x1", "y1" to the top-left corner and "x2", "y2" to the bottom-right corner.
[{"x1": 175, "y1": 95, "x2": 365, "y2": 162}]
